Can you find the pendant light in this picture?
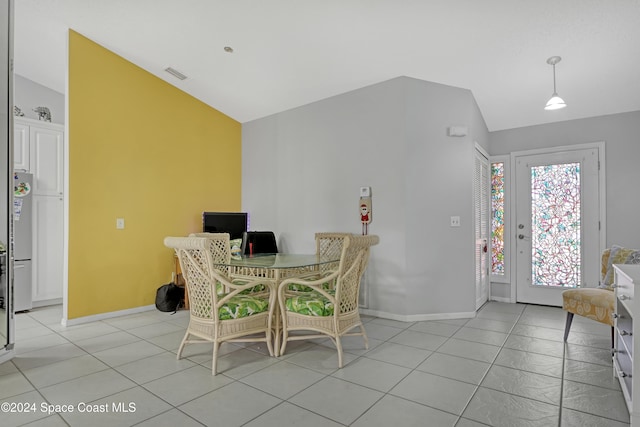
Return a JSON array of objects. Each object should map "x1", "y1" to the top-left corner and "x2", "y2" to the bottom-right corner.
[{"x1": 544, "y1": 56, "x2": 567, "y2": 110}]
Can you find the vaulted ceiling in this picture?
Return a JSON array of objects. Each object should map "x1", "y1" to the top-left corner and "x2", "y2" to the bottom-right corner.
[{"x1": 13, "y1": 0, "x2": 640, "y2": 131}]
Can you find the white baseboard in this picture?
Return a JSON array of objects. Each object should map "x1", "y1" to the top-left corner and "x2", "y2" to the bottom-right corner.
[
  {"x1": 359, "y1": 308, "x2": 476, "y2": 322},
  {"x1": 0, "y1": 350, "x2": 15, "y2": 364},
  {"x1": 62, "y1": 305, "x2": 156, "y2": 327},
  {"x1": 489, "y1": 296, "x2": 512, "y2": 303},
  {"x1": 61, "y1": 299, "x2": 514, "y2": 328},
  {"x1": 32, "y1": 298, "x2": 63, "y2": 308}
]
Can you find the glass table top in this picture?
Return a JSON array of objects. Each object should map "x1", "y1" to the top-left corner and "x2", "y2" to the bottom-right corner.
[{"x1": 216, "y1": 253, "x2": 339, "y2": 269}]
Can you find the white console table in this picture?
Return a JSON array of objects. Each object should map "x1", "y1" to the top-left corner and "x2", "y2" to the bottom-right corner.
[{"x1": 613, "y1": 264, "x2": 640, "y2": 425}]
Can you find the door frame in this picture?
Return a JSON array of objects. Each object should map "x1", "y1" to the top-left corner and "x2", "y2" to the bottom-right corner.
[
  {"x1": 508, "y1": 142, "x2": 607, "y2": 303},
  {"x1": 474, "y1": 144, "x2": 490, "y2": 309}
]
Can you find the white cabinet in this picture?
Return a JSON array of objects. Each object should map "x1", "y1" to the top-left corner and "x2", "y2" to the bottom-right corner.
[
  {"x1": 613, "y1": 264, "x2": 640, "y2": 425},
  {"x1": 14, "y1": 118, "x2": 64, "y2": 195},
  {"x1": 13, "y1": 117, "x2": 65, "y2": 305},
  {"x1": 32, "y1": 196, "x2": 64, "y2": 302},
  {"x1": 14, "y1": 122, "x2": 29, "y2": 171},
  {"x1": 29, "y1": 125, "x2": 64, "y2": 196}
]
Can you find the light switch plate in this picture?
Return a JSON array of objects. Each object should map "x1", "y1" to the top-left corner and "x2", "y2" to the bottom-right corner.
[
  {"x1": 116, "y1": 218, "x2": 125, "y2": 229},
  {"x1": 360, "y1": 187, "x2": 371, "y2": 197},
  {"x1": 450, "y1": 216, "x2": 460, "y2": 227}
]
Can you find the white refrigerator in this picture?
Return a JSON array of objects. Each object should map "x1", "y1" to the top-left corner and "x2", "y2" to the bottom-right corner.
[{"x1": 13, "y1": 172, "x2": 33, "y2": 312}]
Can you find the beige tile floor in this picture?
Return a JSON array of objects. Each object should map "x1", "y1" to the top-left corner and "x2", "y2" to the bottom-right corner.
[{"x1": 0, "y1": 301, "x2": 630, "y2": 426}]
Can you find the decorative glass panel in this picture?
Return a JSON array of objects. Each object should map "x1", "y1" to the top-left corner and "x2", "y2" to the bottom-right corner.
[
  {"x1": 531, "y1": 163, "x2": 581, "y2": 287},
  {"x1": 491, "y1": 162, "x2": 505, "y2": 275}
]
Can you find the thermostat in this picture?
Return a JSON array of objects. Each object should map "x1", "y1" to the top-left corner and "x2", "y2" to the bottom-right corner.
[{"x1": 360, "y1": 187, "x2": 371, "y2": 197}]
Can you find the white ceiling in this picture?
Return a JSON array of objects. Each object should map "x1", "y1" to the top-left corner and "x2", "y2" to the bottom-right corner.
[{"x1": 13, "y1": 0, "x2": 640, "y2": 131}]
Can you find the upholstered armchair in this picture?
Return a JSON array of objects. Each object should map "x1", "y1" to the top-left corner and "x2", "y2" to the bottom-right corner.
[{"x1": 562, "y1": 245, "x2": 640, "y2": 346}]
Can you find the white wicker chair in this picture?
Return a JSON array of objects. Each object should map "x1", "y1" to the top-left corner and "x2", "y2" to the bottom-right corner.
[
  {"x1": 278, "y1": 234, "x2": 379, "y2": 367},
  {"x1": 188, "y1": 232, "x2": 232, "y2": 275},
  {"x1": 164, "y1": 234, "x2": 276, "y2": 375},
  {"x1": 315, "y1": 232, "x2": 349, "y2": 276},
  {"x1": 285, "y1": 233, "x2": 348, "y2": 292}
]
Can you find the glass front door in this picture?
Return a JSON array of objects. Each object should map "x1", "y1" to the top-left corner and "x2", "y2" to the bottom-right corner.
[{"x1": 515, "y1": 148, "x2": 600, "y2": 306}]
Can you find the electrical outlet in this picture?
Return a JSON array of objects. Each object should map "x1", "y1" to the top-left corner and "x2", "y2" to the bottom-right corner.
[
  {"x1": 116, "y1": 218, "x2": 125, "y2": 229},
  {"x1": 450, "y1": 216, "x2": 460, "y2": 227}
]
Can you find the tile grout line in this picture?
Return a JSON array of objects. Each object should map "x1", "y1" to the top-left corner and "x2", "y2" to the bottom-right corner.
[
  {"x1": 452, "y1": 305, "x2": 526, "y2": 426},
  {"x1": 558, "y1": 341, "x2": 567, "y2": 427},
  {"x1": 351, "y1": 314, "x2": 508, "y2": 425},
  {"x1": 12, "y1": 311, "x2": 203, "y2": 426},
  {"x1": 349, "y1": 311, "x2": 523, "y2": 426},
  {"x1": 7, "y1": 305, "x2": 622, "y2": 426}
]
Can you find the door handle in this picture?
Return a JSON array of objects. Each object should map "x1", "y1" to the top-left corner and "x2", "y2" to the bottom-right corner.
[
  {"x1": 14, "y1": 264, "x2": 25, "y2": 269},
  {"x1": 518, "y1": 234, "x2": 530, "y2": 240}
]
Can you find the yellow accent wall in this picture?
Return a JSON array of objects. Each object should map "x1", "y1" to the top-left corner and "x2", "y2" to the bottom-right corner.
[{"x1": 68, "y1": 30, "x2": 241, "y2": 319}]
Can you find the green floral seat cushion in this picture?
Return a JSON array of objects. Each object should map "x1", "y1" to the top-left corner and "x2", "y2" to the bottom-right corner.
[
  {"x1": 240, "y1": 284, "x2": 267, "y2": 294},
  {"x1": 287, "y1": 283, "x2": 315, "y2": 292},
  {"x1": 285, "y1": 290, "x2": 335, "y2": 317},
  {"x1": 215, "y1": 282, "x2": 224, "y2": 295},
  {"x1": 287, "y1": 282, "x2": 333, "y2": 292},
  {"x1": 219, "y1": 294, "x2": 269, "y2": 320},
  {"x1": 216, "y1": 280, "x2": 266, "y2": 296}
]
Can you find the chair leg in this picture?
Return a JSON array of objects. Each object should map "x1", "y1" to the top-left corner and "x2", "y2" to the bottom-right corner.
[
  {"x1": 563, "y1": 312, "x2": 574, "y2": 342},
  {"x1": 279, "y1": 310, "x2": 289, "y2": 357},
  {"x1": 212, "y1": 341, "x2": 219, "y2": 375},
  {"x1": 335, "y1": 336, "x2": 343, "y2": 368},
  {"x1": 359, "y1": 324, "x2": 369, "y2": 350},
  {"x1": 265, "y1": 329, "x2": 274, "y2": 357},
  {"x1": 176, "y1": 331, "x2": 189, "y2": 359}
]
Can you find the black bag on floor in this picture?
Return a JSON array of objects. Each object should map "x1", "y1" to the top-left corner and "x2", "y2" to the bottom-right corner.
[{"x1": 155, "y1": 282, "x2": 184, "y2": 312}]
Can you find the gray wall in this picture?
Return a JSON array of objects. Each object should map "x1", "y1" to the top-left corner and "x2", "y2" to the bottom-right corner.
[
  {"x1": 13, "y1": 74, "x2": 64, "y2": 124},
  {"x1": 490, "y1": 111, "x2": 640, "y2": 249},
  {"x1": 243, "y1": 76, "x2": 489, "y2": 319}
]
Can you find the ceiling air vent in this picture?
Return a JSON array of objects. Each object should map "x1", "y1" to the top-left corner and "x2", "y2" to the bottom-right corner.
[{"x1": 164, "y1": 67, "x2": 187, "y2": 81}]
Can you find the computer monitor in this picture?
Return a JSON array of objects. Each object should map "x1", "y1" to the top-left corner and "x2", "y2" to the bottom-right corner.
[
  {"x1": 241, "y1": 231, "x2": 278, "y2": 255},
  {"x1": 202, "y1": 212, "x2": 248, "y2": 240}
]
